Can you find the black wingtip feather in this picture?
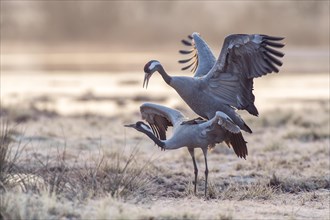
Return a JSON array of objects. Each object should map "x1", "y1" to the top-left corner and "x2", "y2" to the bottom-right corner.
[
  {"x1": 178, "y1": 33, "x2": 199, "y2": 73},
  {"x1": 263, "y1": 35, "x2": 285, "y2": 41},
  {"x1": 264, "y1": 52, "x2": 283, "y2": 66},
  {"x1": 181, "y1": 39, "x2": 192, "y2": 46},
  {"x1": 243, "y1": 123, "x2": 253, "y2": 134},
  {"x1": 265, "y1": 40, "x2": 285, "y2": 48},
  {"x1": 264, "y1": 46, "x2": 285, "y2": 57},
  {"x1": 264, "y1": 58, "x2": 279, "y2": 73},
  {"x1": 178, "y1": 56, "x2": 194, "y2": 64},
  {"x1": 181, "y1": 62, "x2": 194, "y2": 71},
  {"x1": 229, "y1": 132, "x2": 248, "y2": 159},
  {"x1": 247, "y1": 104, "x2": 259, "y2": 116},
  {"x1": 179, "y1": 49, "x2": 193, "y2": 54}
]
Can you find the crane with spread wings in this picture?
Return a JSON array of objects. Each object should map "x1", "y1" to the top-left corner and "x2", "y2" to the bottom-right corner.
[
  {"x1": 125, "y1": 102, "x2": 248, "y2": 197},
  {"x1": 143, "y1": 33, "x2": 285, "y2": 133}
]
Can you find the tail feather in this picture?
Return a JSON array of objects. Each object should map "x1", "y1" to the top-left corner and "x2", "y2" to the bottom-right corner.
[
  {"x1": 247, "y1": 104, "x2": 259, "y2": 116},
  {"x1": 243, "y1": 123, "x2": 253, "y2": 134},
  {"x1": 226, "y1": 132, "x2": 248, "y2": 159}
]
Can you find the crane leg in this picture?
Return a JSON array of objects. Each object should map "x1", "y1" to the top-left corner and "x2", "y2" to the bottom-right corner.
[
  {"x1": 202, "y1": 148, "x2": 209, "y2": 198},
  {"x1": 188, "y1": 148, "x2": 198, "y2": 195}
]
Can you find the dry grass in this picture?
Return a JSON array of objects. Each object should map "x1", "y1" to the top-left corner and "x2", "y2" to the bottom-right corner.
[
  {"x1": 0, "y1": 121, "x2": 27, "y2": 193},
  {"x1": 269, "y1": 173, "x2": 330, "y2": 193},
  {"x1": 218, "y1": 181, "x2": 276, "y2": 201},
  {"x1": 0, "y1": 72, "x2": 329, "y2": 219},
  {"x1": 1, "y1": 104, "x2": 329, "y2": 219},
  {"x1": 0, "y1": 123, "x2": 158, "y2": 219},
  {"x1": 1, "y1": 103, "x2": 329, "y2": 218}
]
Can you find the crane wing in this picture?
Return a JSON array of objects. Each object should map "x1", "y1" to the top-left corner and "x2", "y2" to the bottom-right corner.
[
  {"x1": 216, "y1": 34, "x2": 285, "y2": 78},
  {"x1": 214, "y1": 111, "x2": 241, "y2": 134},
  {"x1": 206, "y1": 111, "x2": 248, "y2": 159},
  {"x1": 225, "y1": 132, "x2": 248, "y2": 159},
  {"x1": 179, "y1": 33, "x2": 216, "y2": 77},
  {"x1": 201, "y1": 34, "x2": 285, "y2": 116},
  {"x1": 140, "y1": 103, "x2": 186, "y2": 140},
  {"x1": 203, "y1": 72, "x2": 258, "y2": 115}
]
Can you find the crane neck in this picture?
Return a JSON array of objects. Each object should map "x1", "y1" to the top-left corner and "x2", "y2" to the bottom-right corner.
[
  {"x1": 141, "y1": 129, "x2": 165, "y2": 148},
  {"x1": 158, "y1": 65, "x2": 172, "y2": 85}
]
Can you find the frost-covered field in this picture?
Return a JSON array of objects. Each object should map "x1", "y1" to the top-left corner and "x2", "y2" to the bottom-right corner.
[{"x1": 0, "y1": 70, "x2": 329, "y2": 219}]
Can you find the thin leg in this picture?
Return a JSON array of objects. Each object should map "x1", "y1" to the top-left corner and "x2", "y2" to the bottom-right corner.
[
  {"x1": 202, "y1": 148, "x2": 209, "y2": 198},
  {"x1": 188, "y1": 148, "x2": 198, "y2": 195}
]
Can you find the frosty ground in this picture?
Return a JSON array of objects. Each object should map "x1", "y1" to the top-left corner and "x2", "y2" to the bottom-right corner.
[{"x1": 0, "y1": 71, "x2": 329, "y2": 219}]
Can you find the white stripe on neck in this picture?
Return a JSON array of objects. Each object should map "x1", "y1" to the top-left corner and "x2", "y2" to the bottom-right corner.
[
  {"x1": 141, "y1": 124, "x2": 153, "y2": 133},
  {"x1": 149, "y1": 61, "x2": 160, "y2": 70}
]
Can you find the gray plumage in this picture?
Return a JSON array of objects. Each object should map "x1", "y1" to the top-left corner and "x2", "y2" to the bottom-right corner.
[
  {"x1": 179, "y1": 33, "x2": 216, "y2": 77},
  {"x1": 143, "y1": 33, "x2": 285, "y2": 133},
  {"x1": 125, "y1": 102, "x2": 248, "y2": 197}
]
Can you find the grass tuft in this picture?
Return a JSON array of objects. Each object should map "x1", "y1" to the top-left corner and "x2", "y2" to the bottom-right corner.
[
  {"x1": 263, "y1": 141, "x2": 283, "y2": 152},
  {"x1": 219, "y1": 181, "x2": 276, "y2": 200},
  {"x1": 269, "y1": 173, "x2": 330, "y2": 193},
  {"x1": 0, "y1": 122, "x2": 27, "y2": 193},
  {"x1": 0, "y1": 130, "x2": 156, "y2": 218}
]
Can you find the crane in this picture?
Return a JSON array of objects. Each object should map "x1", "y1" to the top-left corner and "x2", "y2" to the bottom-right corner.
[
  {"x1": 125, "y1": 102, "x2": 247, "y2": 197},
  {"x1": 143, "y1": 33, "x2": 285, "y2": 133}
]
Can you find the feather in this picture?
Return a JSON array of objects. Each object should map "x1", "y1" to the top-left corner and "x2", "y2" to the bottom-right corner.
[
  {"x1": 264, "y1": 52, "x2": 283, "y2": 66},
  {"x1": 154, "y1": 115, "x2": 168, "y2": 140},
  {"x1": 264, "y1": 46, "x2": 285, "y2": 57},
  {"x1": 178, "y1": 55, "x2": 196, "y2": 64},
  {"x1": 181, "y1": 39, "x2": 192, "y2": 46},
  {"x1": 228, "y1": 133, "x2": 248, "y2": 159},
  {"x1": 191, "y1": 59, "x2": 198, "y2": 72},
  {"x1": 262, "y1": 35, "x2": 285, "y2": 41},
  {"x1": 149, "y1": 123, "x2": 160, "y2": 139},
  {"x1": 259, "y1": 59, "x2": 273, "y2": 73},
  {"x1": 264, "y1": 40, "x2": 285, "y2": 48},
  {"x1": 181, "y1": 62, "x2": 195, "y2": 71},
  {"x1": 264, "y1": 58, "x2": 279, "y2": 72},
  {"x1": 179, "y1": 49, "x2": 194, "y2": 54}
]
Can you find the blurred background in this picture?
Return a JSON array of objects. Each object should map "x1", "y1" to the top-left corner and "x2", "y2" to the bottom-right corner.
[
  {"x1": 0, "y1": 3, "x2": 329, "y2": 217},
  {"x1": 1, "y1": 1, "x2": 329, "y2": 73},
  {"x1": 0, "y1": 1, "x2": 329, "y2": 118}
]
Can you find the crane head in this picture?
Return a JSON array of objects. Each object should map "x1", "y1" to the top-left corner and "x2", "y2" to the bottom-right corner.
[
  {"x1": 124, "y1": 121, "x2": 153, "y2": 133},
  {"x1": 143, "y1": 60, "x2": 161, "y2": 89}
]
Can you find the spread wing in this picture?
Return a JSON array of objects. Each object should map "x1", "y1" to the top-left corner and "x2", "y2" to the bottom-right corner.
[
  {"x1": 216, "y1": 34, "x2": 285, "y2": 78},
  {"x1": 206, "y1": 111, "x2": 248, "y2": 159},
  {"x1": 204, "y1": 72, "x2": 258, "y2": 115},
  {"x1": 202, "y1": 34, "x2": 285, "y2": 116},
  {"x1": 178, "y1": 33, "x2": 216, "y2": 77},
  {"x1": 140, "y1": 103, "x2": 186, "y2": 140}
]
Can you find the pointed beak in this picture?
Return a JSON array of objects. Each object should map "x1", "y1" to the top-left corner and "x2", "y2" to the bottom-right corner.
[
  {"x1": 143, "y1": 72, "x2": 152, "y2": 89},
  {"x1": 124, "y1": 124, "x2": 136, "y2": 128}
]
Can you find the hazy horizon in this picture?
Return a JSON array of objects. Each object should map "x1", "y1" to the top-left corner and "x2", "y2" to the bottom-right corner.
[{"x1": 1, "y1": 1, "x2": 329, "y2": 72}]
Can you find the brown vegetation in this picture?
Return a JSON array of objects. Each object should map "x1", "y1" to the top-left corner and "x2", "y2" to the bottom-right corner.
[{"x1": 0, "y1": 81, "x2": 329, "y2": 219}]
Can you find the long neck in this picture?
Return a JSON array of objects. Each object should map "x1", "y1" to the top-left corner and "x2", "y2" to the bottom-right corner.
[
  {"x1": 158, "y1": 66, "x2": 172, "y2": 85},
  {"x1": 141, "y1": 129, "x2": 165, "y2": 148}
]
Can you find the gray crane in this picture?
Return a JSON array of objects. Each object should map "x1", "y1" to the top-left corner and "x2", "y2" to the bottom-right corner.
[
  {"x1": 178, "y1": 33, "x2": 216, "y2": 77},
  {"x1": 125, "y1": 102, "x2": 247, "y2": 197},
  {"x1": 143, "y1": 33, "x2": 285, "y2": 133}
]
